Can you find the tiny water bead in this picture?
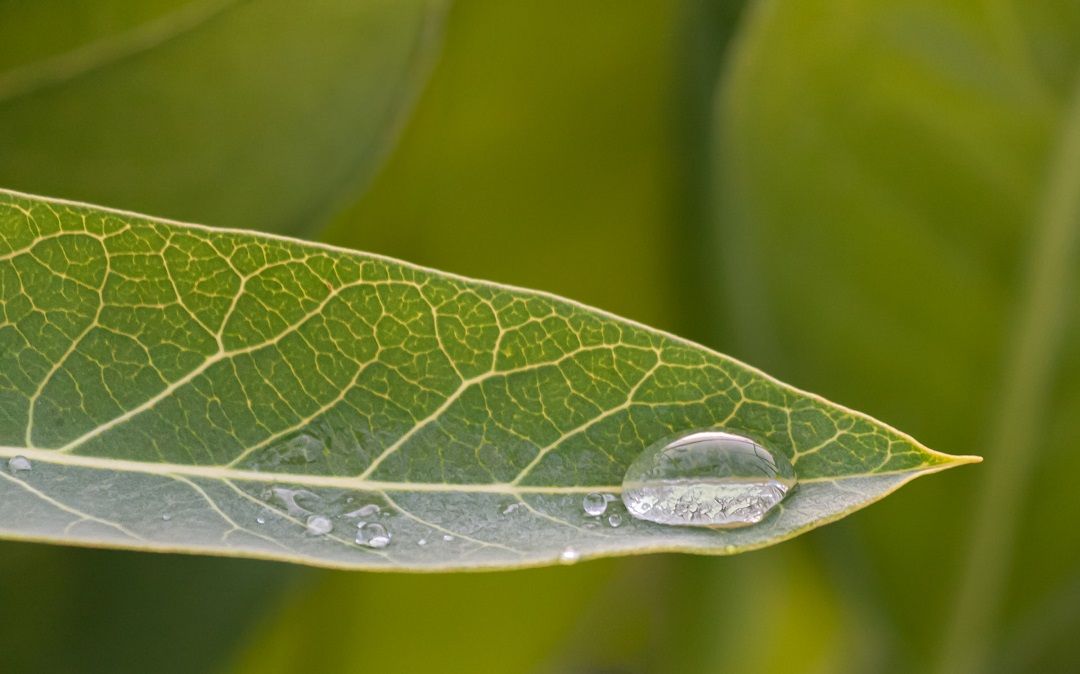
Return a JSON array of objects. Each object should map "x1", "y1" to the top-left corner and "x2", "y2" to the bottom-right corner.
[
  {"x1": 305, "y1": 515, "x2": 333, "y2": 536},
  {"x1": 559, "y1": 547, "x2": 580, "y2": 564},
  {"x1": 7, "y1": 456, "x2": 31, "y2": 473},
  {"x1": 161, "y1": 514, "x2": 172, "y2": 522},
  {"x1": 621, "y1": 430, "x2": 797, "y2": 528},
  {"x1": 607, "y1": 513, "x2": 623, "y2": 528},
  {"x1": 344, "y1": 504, "x2": 380, "y2": 518},
  {"x1": 442, "y1": 534, "x2": 454, "y2": 542},
  {"x1": 356, "y1": 522, "x2": 391, "y2": 548},
  {"x1": 266, "y1": 487, "x2": 321, "y2": 517},
  {"x1": 581, "y1": 492, "x2": 609, "y2": 517}
]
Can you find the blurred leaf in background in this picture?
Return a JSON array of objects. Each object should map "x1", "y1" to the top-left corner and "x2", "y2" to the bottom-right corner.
[
  {"x1": 715, "y1": 0, "x2": 1080, "y2": 671},
  {"x1": 0, "y1": 0, "x2": 447, "y2": 235}
]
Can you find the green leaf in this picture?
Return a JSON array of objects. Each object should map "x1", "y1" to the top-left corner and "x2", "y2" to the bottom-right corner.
[
  {"x1": 0, "y1": 0, "x2": 447, "y2": 236},
  {"x1": 0, "y1": 188, "x2": 977, "y2": 570}
]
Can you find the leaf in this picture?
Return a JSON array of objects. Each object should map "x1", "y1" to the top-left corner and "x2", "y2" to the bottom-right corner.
[
  {"x1": 0, "y1": 188, "x2": 977, "y2": 570},
  {"x1": 0, "y1": 0, "x2": 447, "y2": 236}
]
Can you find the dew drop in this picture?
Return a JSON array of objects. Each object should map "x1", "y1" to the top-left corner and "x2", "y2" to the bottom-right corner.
[
  {"x1": 502, "y1": 502, "x2": 523, "y2": 515},
  {"x1": 356, "y1": 522, "x2": 391, "y2": 548},
  {"x1": 442, "y1": 534, "x2": 454, "y2": 542},
  {"x1": 608, "y1": 513, "x2": 623, "y2": 528},
  {"x1": 267, "y1": 487, "x2": 321, "y2": 517},
  {"x1": 267, "y1": 432, "x2": 325, "y2": 467},
  {"x1": 582, "y1": 492, "x2": 609, "y2": 517},
  {"x1": 343, "y1": 504, "x2": 380, "y2": 518},
  {"x1": 161, "y1": 514, "x2": 172, "y2": 522},
  {"x1": 256, "y1": 515, "x2": 267, "y2": 525},
  {"x1": 7, "y1": 456, "x2": 31, "y2": 473},
  {"x1": 417, "y1": 538, "x2": 427, "y2": 546},
  {"x1": 559, "y1": 547, "x2": 580, "y2": 564},
  {"x1": 305, "y1": 515, "x2": 333, "y2": 536},
  {"x1": 621, "y1": 430, "x2": 796, "y2": 528}
]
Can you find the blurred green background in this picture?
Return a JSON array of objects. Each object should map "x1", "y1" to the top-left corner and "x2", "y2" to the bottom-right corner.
[{"x1": 1, "y1": 0, "x2": 1078, "y2": 672}]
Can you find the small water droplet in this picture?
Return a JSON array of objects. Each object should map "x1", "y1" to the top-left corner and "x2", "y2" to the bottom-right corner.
[
  {"x1": 442, "y1": 534, "x2": 454, "y2": 542},
  {"x1": 559, "y1": 547, "x2": 580, "y2": 564},
  {"x1": 502, "y1": 502, "x2": 523, "y2": 515},
  {"x1": 161, "y1": 514, "x2": 172, "y2": 522},
  {"x1": 343, "y1": 504, "x2": 380, "y2": 518},
  {"x1": 356, "y1": 522, "x2": 391, "y2": 548},
  {"x1": 256, "y1": 515, "x2": 267, "y2": 525},
  {"x1": 608, "y1": 513, "x2": 623, "y2": 528},
  {"x1": 305, "y1": 515, "x2": 333, "y2": 536},
  {"x1": 7, "y1": 456, "x2": 31, "y2": 473},
  {"x1": 582, "y1": 492, "x2": 609, "y2": 517},
  {"x1": 267, "y1": 486, "x2": 321, "y2": 517},
  {"x1": 266, "y1": 432, "x2": 325, "y2": 467},
  {"x1": 621, "y1": 430, "x2": 796, "y2": 528},
  {"x1": 417, "y1": 538, "x2": 427, "y2": 546}
]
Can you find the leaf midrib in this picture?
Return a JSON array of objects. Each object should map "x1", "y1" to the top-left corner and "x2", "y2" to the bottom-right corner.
[{"x1": 0, "y1": 445, "x2": 961, "y2": 494}]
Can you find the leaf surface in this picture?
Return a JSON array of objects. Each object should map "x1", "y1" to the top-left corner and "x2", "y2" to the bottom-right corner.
[{"x1": 0, "y1": 189, "x2": 977, "y2": 570}]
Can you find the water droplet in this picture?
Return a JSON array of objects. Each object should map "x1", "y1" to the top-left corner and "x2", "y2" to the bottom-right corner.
[
  {"x1": 608, "y1": 513, "x2": 623, "y2": 528},
  {"x1": 417, "y1": 538, "x2": 427, "y2": 546},
  {"x1": 621, "y1": 430, "x2": 796, "y2": 528},
  {"x1": 256, "y1": 515, "x2": 267, "y2": 525},
  {"x1": 502, "y1": 502, "x2": 523, "y2": 515},
  {"x1": 582, "y1": 492, "x2": 609, "y2": 517},
  {"x1": 305, "y1": 515, "x2": 333, "y2": 536},
  {"x1": 343, "y1": 504, "x2": 380, "y2": 518},
  {"x1": 356, "y1": 522, "x2": 391, "y2": 548},
  {"x1": 559, "y1": 547, "x2": 580, "y2": 564},
  {"x1": 265, "y1": 432, "x2": 325, "y2": 467},
  {"x1": 7, "y1": 456, "x2": 31, "y2": 473},
  {"x1": 442, "y1": 534, "x2": 454, "y2": 542},
  {"x1": 161, "y1": 514, "x2": 172, "y2": 522},
  {"x1": 267, "y1": 486, "x2": 321, "y2": 517}
]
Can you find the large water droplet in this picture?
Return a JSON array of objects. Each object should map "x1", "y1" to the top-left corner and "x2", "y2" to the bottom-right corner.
[
  {"x1": 581, "y1": 492, "x2": 609, "y2": 517},
  {"x1": 7, "y1": 456, "x2": 31, "y2": 473},
  {"x1": 621, "y1": 430, "x2": 796, "y2": 528},
  {"x1": 305, "y1": 514, "x2": 333, "y2": 536},
  {"x1": 356, "y1": 522, "x2": 391, "y2": 548}
]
